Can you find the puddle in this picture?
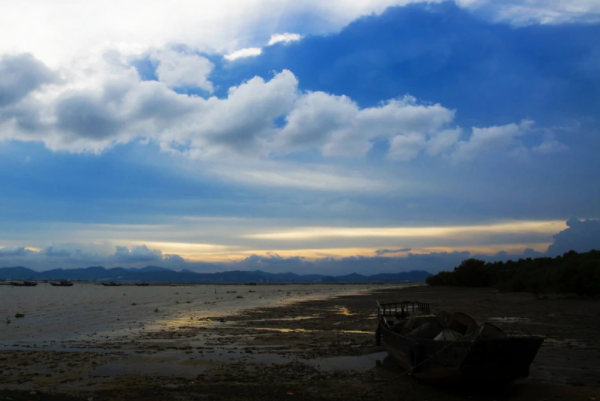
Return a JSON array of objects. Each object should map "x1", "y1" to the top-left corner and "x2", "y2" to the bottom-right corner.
[
  {"x1": 332, "y1": 306, "x2": 355, "y2": 316},
  {"x1": 0, "y1": 344, "x2": 132, "y2": 354},
  {"x1": 542, "y1": 338, "x2": 591, "y2": 349},
  {"x1": 198, "y1": 351, "x2": 292, "y2": 364},
  {"x1": 240, "y1": 327, "x2": 317, "y2": 333},
  {"x1": 489, "y1": 317, "x2": 532, "y2": 323},
  {"x1": 249, "y1": 316, "x2": 322, "y2": 322},
  {"x1": 91, "y1": 358, "x2": 211, "y2": 378},
  {"x1": 305, "y1": 351, "x2": 388, "y2": 371},
  {"x1": 90, "y1": 350, "x2": 391, "y2": 378},
  {"x1": 246, "y1": 327, "x2": 372, "y2": 334},
  {"x1": 90, "y1": 350, "x2": 294, "y2": 377}
]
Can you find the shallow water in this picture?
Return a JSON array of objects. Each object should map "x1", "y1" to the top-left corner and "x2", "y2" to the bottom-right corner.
[
  {"x1": 86, "y1": 349, "x2": 395, "y2": 378},
  {"x1": 0, "y1": 283, "x2": 398, "y2": 344}
]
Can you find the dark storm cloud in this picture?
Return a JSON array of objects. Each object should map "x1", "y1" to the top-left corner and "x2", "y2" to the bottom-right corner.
[
  {"x1": 375, "y1": 248, "x2": 412, "y2": 255},
  {"x1": 163, "y1": 254, "x2": 186, "y2": 264},
  {"x1": 0, "y1": 53, "x2": 56, "y2": 108},
  {"x1": 111, "y1": 245, "x2": 163, "y2": 263},
  {"x1": 229, "y1": 251, "x2": 470, "y2": 275},
  {"x1": 0, "y1": 247, "x2": 35, "y2": 257},
  {"x1": 220, "y1": 219, "x2": 600, "y2": 275},
  {"x1": 55, "y1": 93, "x2": 122, "y2": 140},
  {"x1": 41, "y1": 246, "x2": 73, "y2": 257},
  {"x1": 547, "y1": 218, "x2": 600, "y2": 256},
  {"x1": 0, "y1": 244, "x2": 187, "y2": 270},
  {"x1": 224, "y1": 219, "x2": 600, "y2": 274},
  {"x1": 6, "y1": 102, "x2": 46, "y2": 133}
]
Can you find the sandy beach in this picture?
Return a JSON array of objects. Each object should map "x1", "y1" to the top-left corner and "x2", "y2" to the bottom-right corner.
[{"x1": 1, "y1": 284, "x2": 599, "y2": 400}]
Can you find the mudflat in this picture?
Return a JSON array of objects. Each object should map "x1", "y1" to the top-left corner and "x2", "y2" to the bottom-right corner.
[{"x1": 1, "y1": 284, "x2": 599, "y2": 400}]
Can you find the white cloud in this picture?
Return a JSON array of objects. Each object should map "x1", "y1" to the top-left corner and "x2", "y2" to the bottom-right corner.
[
  {"x1": 0, "y1": 51, "x2": 559, "y2": 167},
  {"x1": 451, "y1": 119, "x2": 534, "y2": 161},
  {"x1": 244, "y1": 220, "x2": 566, "y2": 240},
  {"x1": 0, "y1": 53, "x2": 56, "y2": 107},
  {"x1": 3, "y1": 0, "x2": 442, "y2": 67},
  {"x1": 153, "y1": 50, "x2": 214, "y2": 92},
  {"x1": 224, "y1": 47, "x2": 263, "y2": 61},
  {"x1": 388, "y1": 133, "x2": 427, "y2": 161},
  {"x1": 533, "y1": 138, "x2": 568, "y2": 154},
  {"x1": 277, "y1": 94, "x2": 455, "y2": 158},
  {"x1": 225, "y1": 33, "x2": 302, "y2": 64},
  {"x1": 1, "y1": 0, "x2": 597, "y2": 72},
  {"x1": 2, "y1": 51, "x2": 458, "y2": 159},
  {"x1": 456, "y1": 0, "x2": 600, "y2": 25},
  {"x1": 0, "y1": 51, "x2": 296, "y2": 154},
  {"x1": 210, "y1": 161, "x2": 387, "y2": 191},
  {"x1": 112, "y1": 244, "x2": 163, "y2": 263},
  {"x1": 0, "y1": 246, "x2": 36, "y2": 257},
  {"x1": 426, "y1": 128, "x2": 462, "y2": 156},
  {"x1": 268, "y1": 33, "x2": 303, "y2": 46}
]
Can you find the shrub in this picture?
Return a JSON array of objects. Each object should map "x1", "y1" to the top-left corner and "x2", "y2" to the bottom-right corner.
[{"x1": 426, "y1": 250, "x2": 600, "y2": 295}]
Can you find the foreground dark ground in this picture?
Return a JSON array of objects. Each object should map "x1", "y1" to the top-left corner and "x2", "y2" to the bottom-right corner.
[{"x1": 1, "y1": 285, "x2": 599, "y2": 400}]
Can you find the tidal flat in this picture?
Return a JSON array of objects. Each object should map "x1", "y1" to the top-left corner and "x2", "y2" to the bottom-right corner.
[
  {"x1": 0, "y1": 284, "x2": 599, "y2": 400},
  {"x1": 1, "y1": 283, "x2": 383, "y2": 344}
]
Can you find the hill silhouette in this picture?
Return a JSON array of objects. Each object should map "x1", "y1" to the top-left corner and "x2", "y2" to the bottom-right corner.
[{"x1": 0, "y1": 266, "x2": 431, "y2": 283}]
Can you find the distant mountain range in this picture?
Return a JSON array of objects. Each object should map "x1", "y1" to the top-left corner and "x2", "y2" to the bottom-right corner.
[{"x1": 0, "y1": 265, "x2": 431, "y2": 283}]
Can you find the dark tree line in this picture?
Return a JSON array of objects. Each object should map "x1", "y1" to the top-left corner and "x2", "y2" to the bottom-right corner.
[{"x1": 426, "y1": 250, "x2": 600, "y2": 296}]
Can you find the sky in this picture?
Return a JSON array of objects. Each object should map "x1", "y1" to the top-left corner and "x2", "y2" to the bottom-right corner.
[{"x1": 1, "y1": 0, "x2": 599, "y2": 274}]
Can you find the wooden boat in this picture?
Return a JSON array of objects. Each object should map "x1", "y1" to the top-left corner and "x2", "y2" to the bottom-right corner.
[
  {"x1": 135, "y1": 282, "x2": 149, "y2": 286},
  {"x1": 11, "y1": 281, "x2": 38, "y2": 287},
  {"x1": 101, "y1": 281, "x2": 121, "y2": 286},
  {"x1": 50, "y1": 280, "x2": 74, "y2": 286},
  {"x1": 376, "y1": 301, "x2": 543, "y2": 385}
]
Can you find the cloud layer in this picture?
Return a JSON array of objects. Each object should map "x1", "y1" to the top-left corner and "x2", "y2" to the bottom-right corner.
[
  {"x1": 547, "y1": 218, "x2": 600, "y2": 256},
  {"x1": 459, "y1": 0, "x2": 600, "y2": 25},
  {"x1": 1, "y1": 219, "x2": 597, "y2": 274},
  {"x1": 0, "y1": 51, "x2": 562, "y2": 163},
  {"x1": 2, "y1": 1, "x2": 598, "y2": 69}
]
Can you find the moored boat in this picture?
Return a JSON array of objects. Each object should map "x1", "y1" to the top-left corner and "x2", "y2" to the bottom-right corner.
[
  {"x1": 101, "y1": 281, "x2": 121, "y2": 286},
  {"x1": 11, "y1": 281, "x2": 38, "y2": 287},
  {"x1": 135, "y1": 282, "x2": 149, "y2": 286},
  {"x1": 50, "y1": 280, "x2": 74, "y2": 286},
  {"x1": 376, "y1": 301, "x2": 543, "y2": 385}
]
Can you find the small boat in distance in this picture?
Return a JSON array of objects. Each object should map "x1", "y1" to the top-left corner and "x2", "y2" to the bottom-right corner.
[
  {"x1": 101, "y1": 281, "x2": 121, "y2": 286},
  {"x1": 376, "y1": 301, "x2": 543, "y2": 385},
  {"x1": 11, "y1": 281, "x2": 38, "y2": 287},
  {"x1": 50, "y1": 280, "x2": 74, "y2": 286},
  {"x1": 135, "y1": 282, "x2": 150, "y2": 286}
]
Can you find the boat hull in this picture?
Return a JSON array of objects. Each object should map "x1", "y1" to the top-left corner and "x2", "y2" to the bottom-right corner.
[{"x1": 379, "y1": 321, "x2": 543, "y2": 384}]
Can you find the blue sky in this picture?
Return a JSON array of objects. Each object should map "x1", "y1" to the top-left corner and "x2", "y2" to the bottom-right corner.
[{"x1": 0, "y1": 0, "x2": 599, "y2": 273}]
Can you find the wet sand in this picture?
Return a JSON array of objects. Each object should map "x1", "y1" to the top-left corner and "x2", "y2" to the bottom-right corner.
[{"x1": 1, "y1": 284, "x2": 599, "y2": 400}]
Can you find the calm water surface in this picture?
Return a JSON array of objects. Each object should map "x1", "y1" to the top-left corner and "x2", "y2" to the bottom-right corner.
[{"x1": 0, "y1": 283, "x2": 401, "y2": 344}]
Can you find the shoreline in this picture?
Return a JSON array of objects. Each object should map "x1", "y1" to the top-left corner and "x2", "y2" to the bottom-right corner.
[{"x1": 1, "y1": 285, "x2": 599, "y2": 400}]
